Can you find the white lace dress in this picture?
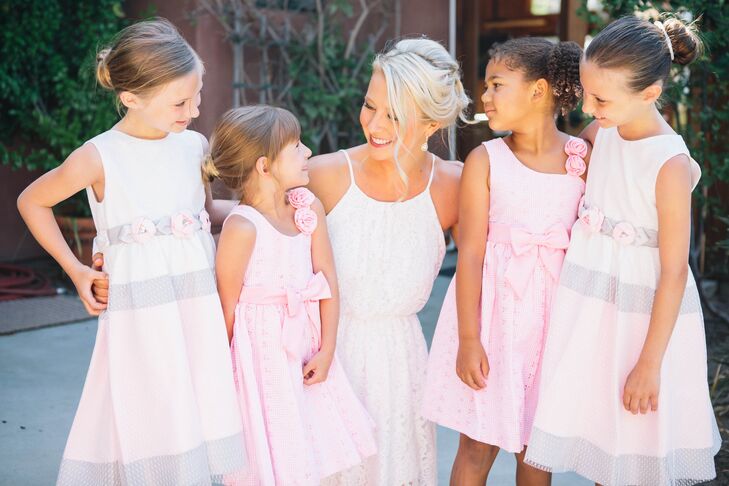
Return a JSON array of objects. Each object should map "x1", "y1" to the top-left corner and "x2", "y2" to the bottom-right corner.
[{"x1": 322, "y1": 150, "x2": 445, "y2": 485}]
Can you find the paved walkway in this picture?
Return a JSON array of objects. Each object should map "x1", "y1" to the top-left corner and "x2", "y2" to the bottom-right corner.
[{"x1": 0, "y1": 253, "x2": 589, "y2": 485}]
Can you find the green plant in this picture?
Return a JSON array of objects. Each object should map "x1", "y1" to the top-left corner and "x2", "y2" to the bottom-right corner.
[{"x1": 0, "y1": 0, "x2": 127, "y2": 216}]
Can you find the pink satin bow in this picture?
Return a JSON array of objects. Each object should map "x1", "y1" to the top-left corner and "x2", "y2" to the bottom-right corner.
[
  {"x1": 504, "y1": 224, "x2": 570, "y2": 298},
  {"x1": 238, "y1": 271, "x2": 332, "y2": 360}
]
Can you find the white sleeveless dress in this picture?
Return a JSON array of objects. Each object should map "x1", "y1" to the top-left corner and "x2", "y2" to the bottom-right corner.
[
  {"x1": 525, "y1": 127, "x2": 721, "y2": 485},
  {"x1": 322, "y1": 150, "x2": 445, "y2": 485},
  {"x1": 57, "y1": 129, "x2": 247, "y2": 486}
]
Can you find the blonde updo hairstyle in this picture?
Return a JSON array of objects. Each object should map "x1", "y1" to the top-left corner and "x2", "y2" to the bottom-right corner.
[
  {"x1": 96, "y1": 18, "x2": 203, "y2": 103},
  {"x1": 203, "y1": 105, "x2": 301, "y2": 204},
  {"x1": 372, "y1": 38, "x2": 471, "y2": 194}
]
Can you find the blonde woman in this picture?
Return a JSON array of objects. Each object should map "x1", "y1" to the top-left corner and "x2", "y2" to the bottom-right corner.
[{"x1": 311, "y1": 38, "x2": 470, "y2": 485}]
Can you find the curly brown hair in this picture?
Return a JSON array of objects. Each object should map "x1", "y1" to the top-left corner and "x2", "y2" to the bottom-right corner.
[{"x1": 488, "y1": 37, "x2": 583, "y2": 116}]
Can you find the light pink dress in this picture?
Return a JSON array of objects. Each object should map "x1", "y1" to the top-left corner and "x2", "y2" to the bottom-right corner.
[
  {"x1": 58, "y1": 129, "x2": 247, "y2": 485},
  {"x1": 525, "y1": 127, "x2": 721, "y2": 485},
  {"x1": 422, "y1": 137, "x2": 586, "y2": 453},
  {"x1": 227, "y1": 189, "x2": 377, "y2": 486}
]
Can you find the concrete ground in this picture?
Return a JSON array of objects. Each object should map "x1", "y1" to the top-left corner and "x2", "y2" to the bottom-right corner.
[{"x1": 0, "y1": 251, "x2": 590, "y2": 485}]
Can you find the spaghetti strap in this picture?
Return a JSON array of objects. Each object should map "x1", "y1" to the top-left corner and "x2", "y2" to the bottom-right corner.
[
  {"x1": 425, "y1": 153, "x2": 436, "y2": 190},
  {"x1": 339, "y1": 149, "x2": 356, "y2": 185}
]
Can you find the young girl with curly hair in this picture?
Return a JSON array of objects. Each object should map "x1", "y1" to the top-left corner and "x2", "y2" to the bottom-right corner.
[{"x1": 422, "y1": 37, "x2": 588, "y2": 485}]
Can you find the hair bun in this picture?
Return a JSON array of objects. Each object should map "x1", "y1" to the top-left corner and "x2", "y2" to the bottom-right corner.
[
  {"x1": 663, "y1": 17, "x2": 704, "y2": 66},
  {"x1": 201, "y1": 153, "x2": 220, "y2": 182},
  {"x1": 95, "y1": 48, "x2": 114, "y2": 90},
  {"x1": 547, "y1": 41, "x2": 583, "y2": 115}
]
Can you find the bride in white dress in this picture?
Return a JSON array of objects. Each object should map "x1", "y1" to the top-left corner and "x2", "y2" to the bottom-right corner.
[{"x1": 309, "y1": 38, "x2": 470, "y2": 485}]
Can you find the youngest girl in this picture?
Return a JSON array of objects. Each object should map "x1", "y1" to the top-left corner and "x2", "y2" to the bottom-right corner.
[{"x1": 205, "y1": 105, "x2": 376, "y2": 485}]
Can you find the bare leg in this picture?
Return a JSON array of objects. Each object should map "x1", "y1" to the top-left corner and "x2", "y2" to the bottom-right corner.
[
  {"x1": 515, "y1": 447, "x2": 551, "y2": 486},
  {"x1": 450, "y1": 434, "x2": 500, "y2": 486}
]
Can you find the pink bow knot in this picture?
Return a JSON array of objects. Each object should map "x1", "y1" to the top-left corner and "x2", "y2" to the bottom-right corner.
[
  {"x1": 505, "y1": 224, "x2": 570, "y2": 298},
  {"x1": 281, "y1": 272, "x2": 331, "y2": 359},
  {"x1": 239, "y1": 272, "x2": 331, "y2": 361}
]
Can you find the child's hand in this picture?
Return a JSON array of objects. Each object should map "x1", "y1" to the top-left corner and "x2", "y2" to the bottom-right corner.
[
  {"x1": 303, "y1": 349, "x2": 334, "y2": 386},
  {"x1": 69, "y1": 262, "x2": 108, "y2": 316},
  {"x1": 456, "y1": 337, "x2": 489, "y2": 390},
  {"x1": 90, "y1": 253, "x2": 109, "y2": 304},
  {"x1": 623, "y1": 362, "x2": 660, "y2": 414}
]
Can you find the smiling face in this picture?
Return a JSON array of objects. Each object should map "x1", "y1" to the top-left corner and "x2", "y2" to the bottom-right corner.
[
  {"x1": 358, "y1": 68, "x2": 434, "y2": 161},
  {"x1": 271, "y1": 139, "x2": 313, "y2": 190},
  {"x1": 580, "y1": 59, "x2": 656, "y2": 128},
  {"x1": 480, "y1": 59, "x2": 540, "y2": 132},
  {"x1": 122, "y1": 65, "x2": 203, "y2": 135}
]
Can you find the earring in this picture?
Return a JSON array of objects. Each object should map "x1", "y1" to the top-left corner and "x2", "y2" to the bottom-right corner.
[{"x1": 421, "y1": 140, "x2": 428, "y2": 152}]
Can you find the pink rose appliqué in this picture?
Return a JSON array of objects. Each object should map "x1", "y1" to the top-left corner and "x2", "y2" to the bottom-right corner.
[
  {"x1": 199, "y1": 209, "x2": 211, "y2": 232},
  {"x1": 294, "y1": 207, "x2": 317, "y2": 235},
  {"x1": 564, "y1": 137, "x2": 588, "y2": 158},
  {"x1": 171, "y1": 210, "x2": 197, "y2": 238},
  {"x1": 288, "y1": 188, "x2": 316, "y2": 209},
  {"x1": 612, "y1": 221, "x2": 636, "y2": 245},
  {"x1": 565, "y1": 155, "x2": 586, "y2": 177},
  {"x1": 131, "y1": 217, "x2": 157, "y2": 243},
  {"x1": 580, "y1": 205, "x2": 604, "y2": 233}
]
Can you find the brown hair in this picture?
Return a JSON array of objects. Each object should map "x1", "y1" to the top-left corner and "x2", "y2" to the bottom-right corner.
[
  {"x1": 585, "y1": 15, "x2": 704, "y2": 92},
  {"x1": 203, "y1": 105, "x2": 301, "y2": 202},
  {"x1": 96, "y1": 17, "x2": 202, "y2": 97},
  {"x1": 489, "y1": 37, "x2": 583, "y2": 116}
]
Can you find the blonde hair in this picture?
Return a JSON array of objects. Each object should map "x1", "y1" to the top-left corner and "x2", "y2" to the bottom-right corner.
[
  {"x1": 96, "y1": 17, "x2": 203, "y2": 99},
  {"x1": 372, "y1": 37, "x2": 471, "y2": 194},
  {"x1": 203, "y1": 105, "x2": 301, "y2": 203}
]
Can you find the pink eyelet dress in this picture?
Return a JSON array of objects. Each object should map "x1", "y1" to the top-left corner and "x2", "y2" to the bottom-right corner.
[
  {"x1": 226, "y1": 189, "x2": 376, "y2": 486},
  {"x1": 422, "y1": 136, "x2": 586, "y2": 453}
]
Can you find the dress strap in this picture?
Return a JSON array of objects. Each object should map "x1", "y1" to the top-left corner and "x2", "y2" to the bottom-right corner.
[
  {"x1": 224, "y1": 205, "x2": 260, "y2": 229},
  {"x1": 339, "y1": 149, "x2": 356, "y2": 185},
  {"x1": 425, "y1": 153, "x2": 436, "y2": 191}
]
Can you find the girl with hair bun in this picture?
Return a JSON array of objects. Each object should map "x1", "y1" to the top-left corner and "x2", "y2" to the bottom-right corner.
[
  {"x1": 17, "y1": 18, "x2": 247, "y2": 485},
  {"x1": 526, "y1": 15, "x2": 721, "y2": 485},
  {"x1": 422, "y1": 37, "x2": 588, "y2": 485},
  {"x1": 311, "y1": 37, "x2": 470, "y2": 485}
]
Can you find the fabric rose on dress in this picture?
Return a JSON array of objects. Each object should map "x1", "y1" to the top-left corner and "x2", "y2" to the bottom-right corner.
[
  {"x1": 565, "y1": 155, "x2": 587, "y2": 177},
  {"x1": 171, "y1": 210, "x2": 197, "y2": 238},
  {"x1": 580, "y1": 205, "x2": 604, "y2": 233},
  {"x1": 131, "y1": 217, "x2": 156, "y2": 243},
  {"x1": 564, "y1": 137, "x2": 588, "y2": 158},
  {"x1": 199, "y1": 209, "x2": 211, "y2": 232},
  {"x1": 288, "y1": 188, "x2": 316, "y2": 209},
  {"x1": 294, "y1": 207, "x2": 317, "y2": 235},
  {"x1": 612, "y1": 221, "x2": 636, "y2": 245}
]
